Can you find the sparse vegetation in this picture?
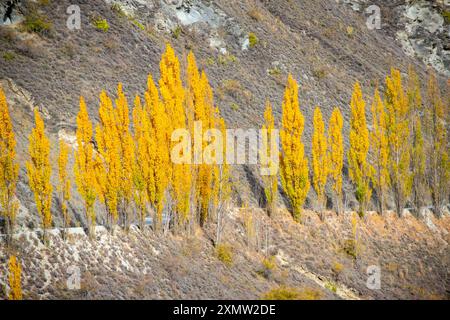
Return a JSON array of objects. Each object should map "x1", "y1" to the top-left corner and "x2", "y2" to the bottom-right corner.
[
  {"x1": 216, "y1": 244, "x2": 233, "y2": 267},
  {"x1": 92, "y1": 17, "x2": 110, "y2": 32},
  {"x1": 22, "y1": 10, "x2": 52, "y2": 35},
  {"x1": 262, "y1": 286, "x2": 323, "y2": 300},
  {"x1": 172, "y1": 25, "x2": 182, "y2": 39},
  {"x1": 3, "y1": 51, "x2": 15, "y2": 61},
  {"x1": 248, "y1": 32, "x2": 259, "y2": 48}
]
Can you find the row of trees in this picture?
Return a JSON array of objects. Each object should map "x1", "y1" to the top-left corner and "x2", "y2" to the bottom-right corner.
[
  {"x1": 0, "y1": 44, "x2": 231, "y2": 242},
  {"x1": 262, "y1": 67, "x2": 448, "y2": 221},
  {"x1": 0, "y1": 45, "x2": 448, "y2": 241}
]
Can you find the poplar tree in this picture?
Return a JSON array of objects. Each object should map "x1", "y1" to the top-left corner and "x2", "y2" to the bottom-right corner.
[
  {"x1": 74, "y1": 97, "x2": 97, "y2": 238},
  {"x1": 145, "y1": 75, "x2": 170, "y2": 226},
  {"x1": 280, "y1": 74, "x2": 310, "y2": 222},
  {"x1": 407, "y1": 67, "x2": 426, "y2": 213},
  {"x1": 0, "y1": 86, "x2": 19, "y2": 243},
  {"x1": 424, "y1": 71, "x2": 449, "y2": 217},
  {"x1": 159, "y1": 44, "x2": 191, "y2": 226},
  {"x1": 370, "y1": 87, "x2": 389, "y2": 215},
  {"x1": 312, "y1": 106, "x2": 328, "y2": 212},
  {"x1": 260, "y1": 100, "x2": 278, "y2": 217},
  {"x1": 348, "y1": 82, "x2": 371, "y2": 216},
  {"x1": 95, "y1": 90, "x2": 120, "y2": 229},
  {"x1": 115, "y1": 83, "x2": 136, "y2": 229},
  {"x1": 57, "y1": 140, "x2": 71, "y2": 234},
  {"x1": 8, "y1": 255, "x2": 22, "y2": 300},
  {"x1": 27, "y1": 109, "x2": 52, "y2": 241},
  {"x1": 328, "y1": 108, "x2": 344, "y2": 214},
  {"x1": 385, "y1": 69, "x2": 412, "y2": 217}
]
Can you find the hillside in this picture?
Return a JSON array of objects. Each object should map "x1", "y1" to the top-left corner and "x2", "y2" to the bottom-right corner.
[{"x1": 0, "y1": 0, "x2": 449, "y2": 300}]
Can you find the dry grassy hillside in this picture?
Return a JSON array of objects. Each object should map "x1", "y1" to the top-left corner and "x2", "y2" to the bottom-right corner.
[{"x1": 0, "y1": 0, "x2": 449, "y2": 300}]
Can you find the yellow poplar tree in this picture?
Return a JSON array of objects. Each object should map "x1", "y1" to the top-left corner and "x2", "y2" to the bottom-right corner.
[
  {"x1": 8, "y1": 255, "x2": 22, "y2": 300},
  {"x1": 95, "y1": 90, "x2": 120, "y2": 229},
  {"x1": 27, "y1": 109, "x2": 52, "y2": 240},
  {"x1": 146, "y1": 75, "x2": 170, "y2": 226},
  {"x1": 407, "y1": 66, "x2": 426, "y2": 212},
  {"x1": 280, "y1": 74, "x2": 310, "y2": 222},
  {"x1": 115, "y1": 83, "x2": 136, "y2": 229},
  {"x1": 385, "y1": 69, "x2": 412, "y2": 217},
  {"x1": 0, "y1": 86, "x2": 19, "y2": 243},
  {"x1": 312, "y1": 106, "x2": 328, "y2": 212},
  {"x1": 328, "y1": 107, "x2": 344, "y2": 214},
  {"x1": 348, "y1": 81, "x2": 371, "y2": 216},
  {"x1": 74, "y1": 97, "x2": 97, "y2": 238},
  {"x1": 370, "y1": 87, "x2": 389, "y2": 215},
  {"x1": 132, "y1": 95, "x2": 150, "y2": 230},
  {"x1": 159, "y1": 44, "x2": 191, "y2": 225},
  {"x1": 260, "y1": 100, "x2": 278, "y2": 217},
  {"x1": 424, "y1": 71, "x2": 449, "y2": 217},
  {"x1": 57, "y1": 140, "x2": 71, "y2": 232}
]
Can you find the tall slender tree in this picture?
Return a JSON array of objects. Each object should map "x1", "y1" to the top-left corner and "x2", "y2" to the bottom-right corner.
[
  {"x1": 407, "y1": 67, "x2": 426, "y2": 213},
  {"x1": 95, "y1": 90, "x2": 120, "y2": 230},
  {"x1": 260, "y1": 100, "x2": 278, "y2": 217},
  {"x1": 385, "y1": 69, "x2": 412, "y2": 217},
  {"x1": 27, "y1": 109, "x2": 52, "y2": 241},
  {"x1": 424, "y1": 71, "x2": 449, "y2": 217},
  {"x1": 57, "y1": 140, "x2": 71, "y2": 235},
  {"x1": 348, "y1": 82, "x2": 371, "y2": 216},
  {"x1": 312, "y1": 106, "x2": 328, "y2": 213},
  {"x1": 370, "y1": 87, "x2": 389, "y2": 215},
  {"x1": 8, "y1": 255, "x2": 22, "y2": 300},
  {"x1": 280, "y1": 74, "x2": 310, "y2": 222},
  {"x1": 328, "y1": 107, "x2": 344, "y2": 214},
  {"x1": 74, "y1": 97, "x2": 97, "y2": 238},
  {"x1": 0, "y1": 86, "x2": 19, "y2": 243}
]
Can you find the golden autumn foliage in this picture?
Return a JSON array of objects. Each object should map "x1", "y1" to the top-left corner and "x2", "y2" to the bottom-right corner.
[
  {"x1": 115, "y1": 83, "x2": 136, "y2": 229},
  {"x1": 95, "y1": 90, "x2": 120, "y2": 228},
  {"x1": 260, "y1": 100, "x2": 278, "y2": 216},
  {"x1": 280, "y1": 74, "x2": 310, "y2": 222},
  {"x1": 328, "y1": 107, "x2": 344, "y2": 214},
  {"x1": 0, "y1": 86, "x2": 19, "y2": 241},
  {"x1": 312, "y1": 106, "x2": 328, "y2": 211},
  {"x1": 160, "y1": 44, "x2": 192, "y2": 225},
  {"x1": 370, "y1": 87, "x2": 389, "y2": 215},
  {"x1": 385, "y1": 69, "x2": 412, "y2": 217},
  {"x1": 348, "y1": 82, "x2": 371, "y2": 216},
  {"x1": 407, "y1": 66, "x2": 426, "y2": 211},
  {"x1": 8, "y1": 255, "x2": 22, "y2": 300},
  {"x1": 57, "y1": 140, "x2": 71, "y2": 231},
  {"x1": 144, "y1": 75, "x2": 171, "y2": 224},
  {"x1": 424, "y1": 71, "x2": 449, "y2": 217},
  {"x1": 27, "y1": 109, "x2": 52, "y2": 239},
  {"x1": 74, "y1": 96, "x2": 97, "y2": 237}
]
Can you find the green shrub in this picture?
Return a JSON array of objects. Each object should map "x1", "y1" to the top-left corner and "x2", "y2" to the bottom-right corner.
[
  {"x1": 216, "y1": 243, "x2": 233, "y2": 267},
  {"x1": 93, "y1": 17, "x2": 109, "y2": 32},
  {"x1": 111, "y1": 3, "x2": 127, "y2": 17},
  {"x1": 172, "y1": 25, "x2": 182, "y2": 39},
  {"x1": 248, "y1": 32, "x2": 259, "y2": 48},
  {"x1": 22, "y1": 11, "x2": 52, "y2": 34},
  {"x1": 442, "y1": 11, "x2": 450, "y2": 24},
  {"x1": 341, "y1": 239, "x2": 358, "y2": 259},
  {"x1": 325, "y1": 281, "x2": 337, "y2": 293},
  {"x1": 3, "y1": 51, "x2": 15, "y2": 61},
  {"x1": 262, "y1": 286, "x2": 323, "y2": 300},
  {"x1": 231, "y1": 103, "x2": 240, "y2": 111}
]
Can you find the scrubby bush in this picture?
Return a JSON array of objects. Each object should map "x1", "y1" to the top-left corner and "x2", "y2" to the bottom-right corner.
[
  {"x1": 22, "y1": 11, "x2": 52, "y2": 35},
  {"x1": 3, "y1": 52, "x2": 15, "y2": 61},
  {"x1": 249, "y1": 32, "x2": 259, "y2": 48},
  {"x1": 216, "y1": 243, "x2": 233, "y2": 267},
  {"x1": 93, "y1": 17, "x2": 109, "y2": 32},
  {"x1": 262, "y1": 286, "x2": 323, "y2": 300},
  {"x1": 172, "y1": 26, "x2": 182, "y2": 39}
]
